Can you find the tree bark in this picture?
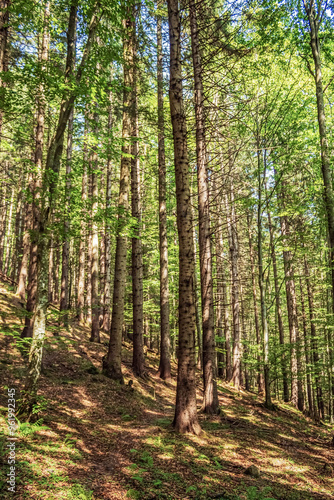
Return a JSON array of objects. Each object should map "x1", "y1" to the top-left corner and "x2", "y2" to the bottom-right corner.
[
  {"x1": 103, "y1": 84, "x2": 113, "y2": 332},
  {"x1": 103, "y1": 11, "x2": 134, "y2": 383},
  {"x1": 189, "y1": 0, "x2": 218, "y2": 414},
  {"x1": 156, "y1": 6, "x2": 171, "y2": 381},
  {"x1": 59, "y1": 106, "x2": 74, "y2": 327},
  {"x1": 131, "y1": 23, "x2": 145, "y2": 376},
  {"x1": 167, "y1": 0, "x2": 201, "y2": 435},
  {"x1": 77, "y1": 115, "x2": 88, "y2": 323}
]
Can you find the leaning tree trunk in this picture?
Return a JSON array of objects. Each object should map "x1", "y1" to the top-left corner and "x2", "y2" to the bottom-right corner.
[
  {"x1": 103, "y1": 10, "x2": 134, "y2": 383},
  {"x1": 167, "y1": 0, "x2": 201, "y2": 435},
  {"x1": 156, "y1": 6, "x2": 171, "y2": 381},
  {"x1": 189, "y1": 0, "x2": 218, "y2": 414},
  {"x1": 21, "y1": 2, "x2": 50, "y2": 339}
]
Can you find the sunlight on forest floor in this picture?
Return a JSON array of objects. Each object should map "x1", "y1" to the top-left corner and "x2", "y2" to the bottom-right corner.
[{"x1": 0, "y1": 283, "x2": 333, "y2": 500}]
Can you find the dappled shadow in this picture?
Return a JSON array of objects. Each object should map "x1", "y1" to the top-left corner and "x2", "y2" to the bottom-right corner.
[{"x1": 0, "y1": 282, "x2": 333, "y2": 499}]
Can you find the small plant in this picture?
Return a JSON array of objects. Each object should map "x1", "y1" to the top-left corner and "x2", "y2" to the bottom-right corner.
[
  {"x1": 245, "y1": 486, "x2": 275, "y2": 500},
  {"x1": 17, "y1": 418, "x2": 49, "y2": 436}
]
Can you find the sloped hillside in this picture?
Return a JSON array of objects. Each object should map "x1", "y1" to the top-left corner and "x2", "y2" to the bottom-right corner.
[{"x1": 0, "y1": 282, "x2": 333, "y2": 500}]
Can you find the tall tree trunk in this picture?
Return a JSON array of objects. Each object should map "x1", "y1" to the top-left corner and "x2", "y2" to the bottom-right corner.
[
  {"x1": 305, "y1": 3, "x2": 334, "y2": 315},
  {"x1": 247, "y1": 212, "x2": 265, "y2": 394},
  {"x1": 0, "y1": 0, "x2": 10, "y2": 141},
  {"x1": 21, "y1": 2, "x2": 50, "y2": 339},
  {"x1": 156, "y1": 6, "x2": 171, "y2": 381},
  {"x1": 59, "y1": 106, "x2": 74, "y2": 327},
  {"x1": 267, "y1": 209, "x2": 289, "y2": 402},
  {"x1": 131, "y1": 23, "x2": 145, "y2": 376},
  {"x1": 225, "y1": 183, "x2": 241, "y2": 389},
  {"x1": 167, "y1": 0, "x2": 201, "y2": 435},
  {"x1": 299, "y1": 276, "x2": 313, "y2": 417},
  {"x1": 280, "y1": 213, "x2": 302, "y2": 410},
  {"x1": 103, "y1": 10, "x2": 134, "y2": 383},
  {"x1": 103, "y1": 85, "x2": 113, "y2": 332},
  {"x1": 189, "y1": 0, "x2": 218, "y2": 414},
  {"x1": 257, "y1": 148, "x2": 271, "y2": 408},
  {"x1": 304, "y1": 257, "x2": 324, "y2": 420},
  {"x1": 77, "y1": 116, "x2": 88, "y2": 323},
  {"x1": 90, "y1": 105, "x2": 101, "y2": 343},
  {"x1": 4, "y1": 185, "x2": 14, "y2": 275}
]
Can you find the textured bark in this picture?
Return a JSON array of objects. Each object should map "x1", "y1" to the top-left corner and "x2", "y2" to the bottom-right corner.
[
  {"x1": 131, "y1": 28, "x2": 145, "y2": 376},
  {"x1": 299, "y1": 276, "x2": 313, "y2": 417},
  {"x1": 189, "y1": 0, "x2": 218, "y2": 414},
  {"x1": 305, "y1": 3, "x2": 334, "y2": 315},
  {"x1": 156, "y1": 8, "x2": 171, "y2": 381},
  {"x1": 90, "y1": 105, "x2": 100, "y2": 343},
  {"x1": 11, "y1": 173, "x2": 24, "y2": 283},
  {"x1": 103, "y1": 12, "x2": 134, "y2": 383},
  {"x1": 4, "y1": 185, "x2": 14, "y2": 274},
  {"x1": 59, "y1": 106, "x2": 74, "y2": 327},
  {"x1": 167, "y1": 0, "x2": 201, "y2": 435},
  {"x1": 77, "y1": 117, "x2": 88, "y2": 322},
  {"x1": 247, "y1": 213, "x2": 265, "y2": 394},
  {"x1": 256, "y1": 149, "x2": 271, "y2": 408},
  {"x1": 304, "y1": 257, "x2": 324, "y2": 420},
  {"x1": 17, "y1": 193, "x2": 32, "y2": 301},
  {"x1": 225, "y1": 184, "x2": 241, "y2": 389},
  {"x1": 267, "y1": 210, "x2": 289, "y2": 402},
  {"x1": 103, "y1": 86, "x2": 113, "y2": 332},
  {"x1": 22, "y1": 3, "x2": 50, "y2": 338},
  {"x1": 280, "y1": 214, "x2": 302, "y2": 410},
  {"x1": 0, "y1": 0, "x2": 10, "y2": 141}
]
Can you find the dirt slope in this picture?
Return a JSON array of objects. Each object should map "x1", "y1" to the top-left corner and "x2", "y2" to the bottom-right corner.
[{"x1": 0, "y1": 282, "x2": 333, "y2": 500}]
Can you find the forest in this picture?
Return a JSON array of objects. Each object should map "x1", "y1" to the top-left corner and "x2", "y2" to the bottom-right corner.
[{"x1": 0, "y1": 0, "x2": 334, "y2": 498}]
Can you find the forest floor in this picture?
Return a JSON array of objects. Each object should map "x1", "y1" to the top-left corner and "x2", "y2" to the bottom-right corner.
[{"x1": 0, "y1": 282, "x2": 333, "y2": 500}]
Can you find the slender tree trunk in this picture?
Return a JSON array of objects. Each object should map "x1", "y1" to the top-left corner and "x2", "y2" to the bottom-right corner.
[
  {"x1": 299, "y1": 276, "x2": 313, "y2": 417},
  {"x1": 0, "y1": 0, "x2": 10, "y2": 141},
  {"x1": 90, "y1": 105, "x2": 100, "y2": 343},
  {"x1": 103, "y1": 85, "x2": 113, "y2": 332},
  {"x1": 267, "y1": 209, "x2": 289, "y2": 402},
  {"x1": 156, "y1": 7, "x2": 171, "y2": 381},
  {"x1": 256, "y1": 148, "x2": 271, "y2": 408},
  {"x1": 247, "y1": 212, "x2": 265, "y2": 394},
  {"x1": 225, "y1": 183, "x2": 241, "y2": 389},
  {"x1": 167, "y1": 0, "x2": 201, "y2": 435},
  {"x1": 4, "y1": 185, "x2": 14, "y2": 275},
  {"x1": 304, "y1": 257, "x2": 324, "y2": 420},
  {"x1": 77, "y1": 117, "x2": 88, "y2": 323},
  {"x1": 103, "y1": 11, "x2": 134, "y2": 383},
  {"x1": 280, "y1": 213, "x2": 302, "y2": 410},
  {"x1": 59, "y1": 106, "x2": 74, "y2": 327},
  {"x1": 131, "y1": 26, "x2": 145, "y2": 375},
  {"x1": 21, "y1": 3, "x2": 50, "y2": 339},
  {"x1": 189, "y1": 0, "x2": 218, "y2": 414}
]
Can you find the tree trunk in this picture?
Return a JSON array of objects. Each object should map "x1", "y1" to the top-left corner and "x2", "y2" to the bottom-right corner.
[
  {"x1": 299, "y1": 276, "x2": 313, "y2": 417},
  {"x1": 90, "y1": 105, "x2": 101, "y2": 343},
  {"x1": 267, "y1": 209, "x2": 289, "y2": 402},
  {"x1": 21, "y1": 2, "x2": 50, "y2": 339},
  {"x1": 280, "y1": 213, "x2": 302, "y2": 410},
  {"x1": 103, "y1": 11, "x2": 134, "y2": 383},
  {"x1": 103, "y1": 85, "x2": 113, "y2": 332},
  {"x1": 304, "y1": 257, "x2": 324, "y2": 420},
  {"x1": 0, "y1": 0, "x2": 10, "y2": 141},
  {"x1": 247, "y1": 212, "x2": 265, "y2": 394},
  {"x1": 131, "y1": 26, "x2": 145, "y2": 376},
  {"x1": 76, "y1": 115, "x2": 88, "y2": 323},
  {"x1": 156, "y1": 7, "x2": 171, "y2": 381},
  {"x1": 167, "y1": 0, "x2": 201, "y2": 435},
  {"x1": 59, "y1": 106, "x2": 74, "y2": 327},
  {"x1": 189, "y1": 0, "x2": 218, "y2": 414},
  {"x1": 225, "y1": 184, "x2": 241, "y2": 389}
]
